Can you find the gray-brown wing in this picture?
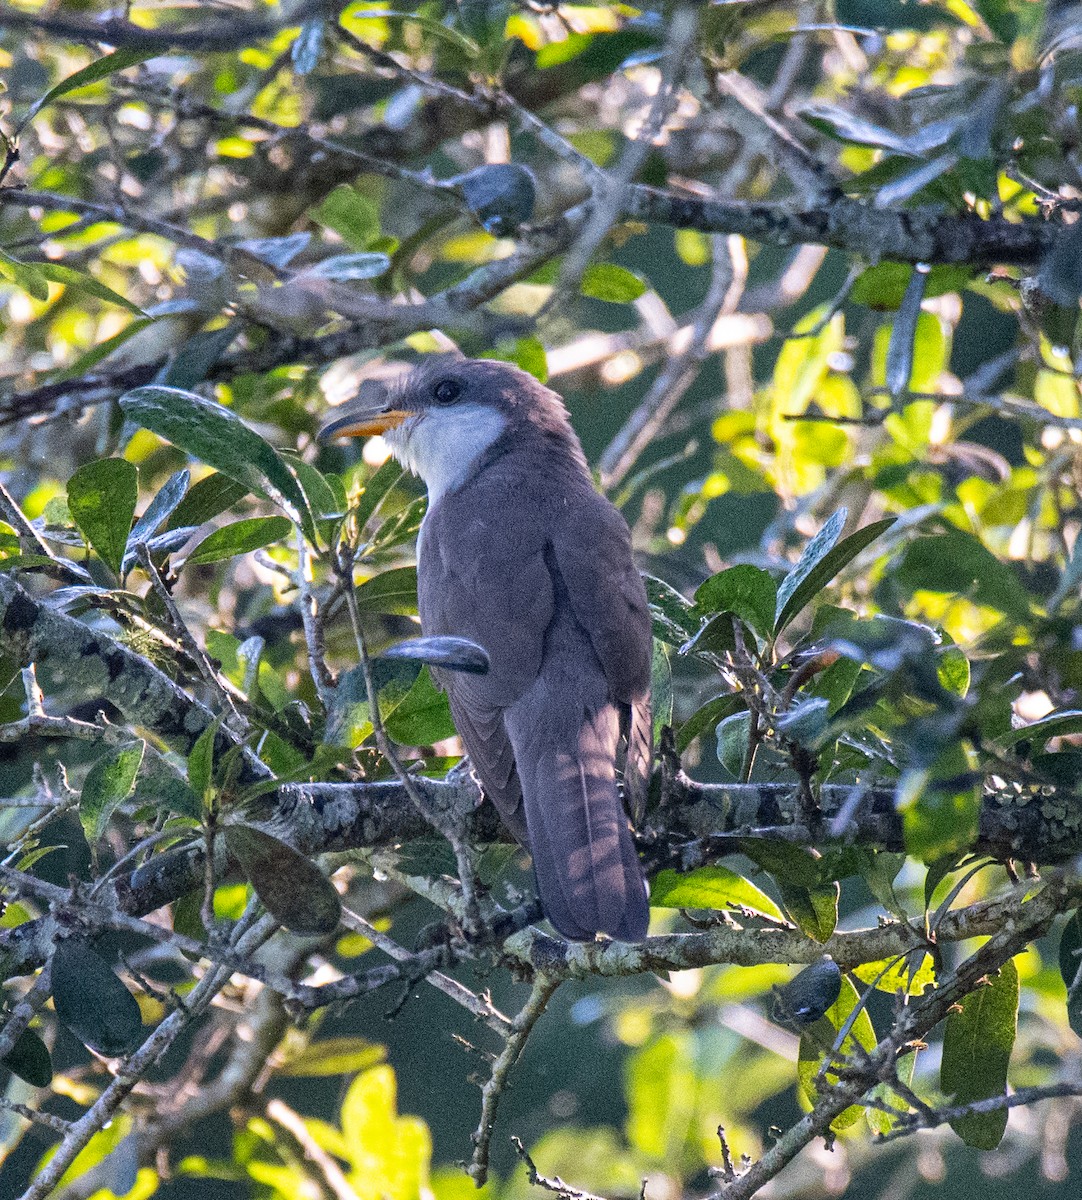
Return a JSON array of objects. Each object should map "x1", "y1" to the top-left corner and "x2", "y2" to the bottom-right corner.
[
  {"x1": 551, "y1": 490, "x2": 654, "y2": 807},
  {"x1": 418, "y1": 495, "x2": 554, "y2": 841}
]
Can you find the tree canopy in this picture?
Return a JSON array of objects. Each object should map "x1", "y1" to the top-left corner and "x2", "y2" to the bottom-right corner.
[{"x1": 3, "y1": 2, "x2": 1082, "y2": 1199}]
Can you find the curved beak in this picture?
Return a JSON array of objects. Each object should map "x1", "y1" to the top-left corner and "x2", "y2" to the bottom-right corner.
[{"x1": 318, "y1": 382, "x2": 410, "y2": 441}]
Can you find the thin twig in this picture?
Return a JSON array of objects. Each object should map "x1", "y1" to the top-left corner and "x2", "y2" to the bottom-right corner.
[
  {"x1": 469, "y1": 975, "x2": 561, "y2": 1185},
  {"x1": 600, "y1": 234, "x2": 743, "y2": 490},
  {"x1": 340, "y1": 906, "x2": 512, "y2": 1034}
]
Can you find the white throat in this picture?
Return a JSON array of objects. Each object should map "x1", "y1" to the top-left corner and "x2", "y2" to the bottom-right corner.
[{"x1": 384, "y1": 403, "x2": 507, "y2": 503}]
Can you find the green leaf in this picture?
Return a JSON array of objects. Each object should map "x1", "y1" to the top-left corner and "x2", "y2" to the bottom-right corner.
[
  {"x1": 645, "y1": 585, "x2": 696, "y2": 645},
  {"x1": 650, "y1": 866, "x2": 784, "y2": 921},
  {"x1": 313, "y1": 185, "x2": 381, "y2": 250},
  {"x1": 778, "y1": 879, "x2": 839, "y2": 943},
  {"x1": 225, "y1": 825, "x2": 341, "y2": 934},
  {"x1": 866, "y1": 1049, "x2": 917, "y2": 1136},
  {"x1": 383, "y1": 666, "x2": 456, "y2": 746},
  {"x1": 852, "y1": 262, "x2": 973, "y2": 310},
  {"x1": 676, "y1": 693, "x2": 742, "y2": 753},
  {"x1": 185, "y1": 516, "x2": 292, "y2": 566},
  {"x1": 0, "y1": 250, "x2": 48, "y2": 301},
  {"x1": 694, "y1": 565, "x2": 777, "y2": 641},
  {"x1": 337, "y1": 1063, "x2": 432, "y2": 1193},
  {"x1": 742, "y1": 842, "x2": 839, "y2": 941},
  {"x1": 580, "y1": 263, "x2": 647, "y2": 304},
  {"x1": 67, "y1": 458, "x2": 138, "y2": 577},
  {"x1": 851, "y1": 953, "x2": 935, "y2": 995},
  {"x1": 20, "y1": 49, "x2": 153, "y2": 131},
  {"x1": 353, "y1": 565, "x2": 418, "y2": 615},
  {"x1": 679, "y1": 611, "x2": 735, "y2": 658},
  {"x1": 896, "y1": 531, "x2": 1031, "y2": 619},
  {"x1": 775, "y1": 515, "x2": 895, "y2": 634},
  {"x1": 167, "y1": 472, "x2": 248, "y2": 530},
  {"x1": 797, "y1": 975, "x2": 877, "y2": 1131},
  {"x1": 187, "y1": 718, "x2": 222, "y2": 800},
  {"x1": 37, "y1": 263, "x2": 145, "y2": 315},
  {"x1": 55, "y1": 318, "x2": 155, "y2": 380},
  {"x1": 51, "y1": 939, "x2": 144, "y2": 1056},
  {"x1": 898, "y1": 741, "x2": 981, "y2": 862},
  {"x1": 280, "y1": 1037, "x2": 386, "y2": 1077},
  {"x1": 351, "y1": 459, "x2": 406, "y2": 530},
  {"x1": 996, "y1": 709, "x2": 1082, "y2": 748},
  {"x1": 80, "y1": 741, "x2": 145, "y2": 843},
  {"x1": 651, "y1": 640, "x2": 673, "y2": 742},
  {"x1": 777, "y1": 697, "x2": 830, "y2": 748},
  {"x1": 716, "y1": 710, "x2": 752, "y2": 778},
  {"x1": 481, "y1": 335, "x2": 548, "y2": 381},
  {"x1": 885, "y1": 263, "x2": 929, "y2": 399},
  {"x1": 1, "y1": 1028, "x2": 53, "y2": 1087},
  {"x1": 941, "y1": 959, "x2": 1019, "y2": 1149},
  {"x1": 288, "y1": 458, "x2": 346, "y2": 522},
  {"x1": 626, "y1": 1032, "x2": 697, "y2": 1162},
  {"x1": 118, "y1": 386, "x2": 316, "y2": 543}
]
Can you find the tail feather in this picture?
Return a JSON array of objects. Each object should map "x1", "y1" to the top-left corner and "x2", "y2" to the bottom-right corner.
[{"x1": 515, "y1": 704, "x2": 648, "y2": 942}]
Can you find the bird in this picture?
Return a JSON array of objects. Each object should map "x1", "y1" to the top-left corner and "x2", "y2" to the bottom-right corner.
[{"x1": 320, "y1": 354, "x2": 653, "y2": 942}]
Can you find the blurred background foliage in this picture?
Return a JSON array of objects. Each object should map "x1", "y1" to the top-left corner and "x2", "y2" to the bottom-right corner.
[{"x1": 3, "y1": 1, "x2": 1082, "y2": 1199}]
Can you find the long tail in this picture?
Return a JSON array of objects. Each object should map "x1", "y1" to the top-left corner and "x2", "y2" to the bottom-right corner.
[{"x1": 512, "y1": 703, "x2": 649, "y2": 942}]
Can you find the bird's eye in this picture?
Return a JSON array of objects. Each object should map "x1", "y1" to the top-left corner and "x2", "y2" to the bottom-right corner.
[{"x1": 432, "y1": 379, "x2": 463, "y2": 405}]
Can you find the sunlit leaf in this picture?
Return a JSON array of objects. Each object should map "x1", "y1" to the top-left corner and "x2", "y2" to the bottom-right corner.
[
  {"x1": 651, "y1": 866, "x2": 784, "y2": 921},
  {"x1": 581, "y1": 263, "x2": 647, "y2": 303},
  {"x1": 941, "y1": 959, "x2": 1018, "y2": 1149}
]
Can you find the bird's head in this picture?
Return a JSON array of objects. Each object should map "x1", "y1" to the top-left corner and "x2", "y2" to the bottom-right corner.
[{"x1": 319, "y1": 354, "x2": 585, "y2": 501}]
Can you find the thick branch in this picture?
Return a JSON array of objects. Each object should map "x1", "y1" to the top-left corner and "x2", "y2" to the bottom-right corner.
[{"x1": 625, "y1": 186, "x2": 1057, "y2": 268}]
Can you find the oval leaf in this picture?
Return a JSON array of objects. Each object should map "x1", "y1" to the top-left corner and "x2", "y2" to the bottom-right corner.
[
  {"x1": 80, "y1": 741, "x2": 145, "y2": 843},
  {"x1": 118, "y1": 386, "x2": 315, "y2": 542},
  {"x1": 775, "y1": 515, "x2": 896, "y2": 634},
  {"x1": 650, "y1": 866, "x2": 784, "y2": 921},
  {"x1": 694, "y1": 564, "x2": 777, "y2": 642},
  {"x1": 1, "y1": 1027, "x2": 53, "y2": 1087},
  {"x1": 185, "y1": 516, "x2": 292, "y2": 566},
  {"x1": 51, "y1": 939, "x2": 144, "y2": 1056},
  {"x1": 797, "y1": 975, "x2": 877, "y2": 1131},
  {"x1": 303, "y1": 252, "x2": 391, "y2": 281},
  {"x1": 885, "y1": 264, "x2": 929, "y2": 399},
  {"x1": 940, "y1": 958, "x2": 1019, "y2": 1149},
  {"x1": 67, "y1": 458, "x2": 138, "y2": 577},
  {"x1": 225, "y1": 825, "x2": 341, "y2": 935},
  {"x1": 353, "y1": 566, "x2": 418, "y2": 616},
  {"x1": 581, "y1": 263, "x2": 647, "y2": 304}
]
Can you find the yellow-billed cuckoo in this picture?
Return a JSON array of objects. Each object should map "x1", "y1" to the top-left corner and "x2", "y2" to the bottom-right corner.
[{"x1": 320, "y1": 355, "x2": 652, "y2": 942}]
